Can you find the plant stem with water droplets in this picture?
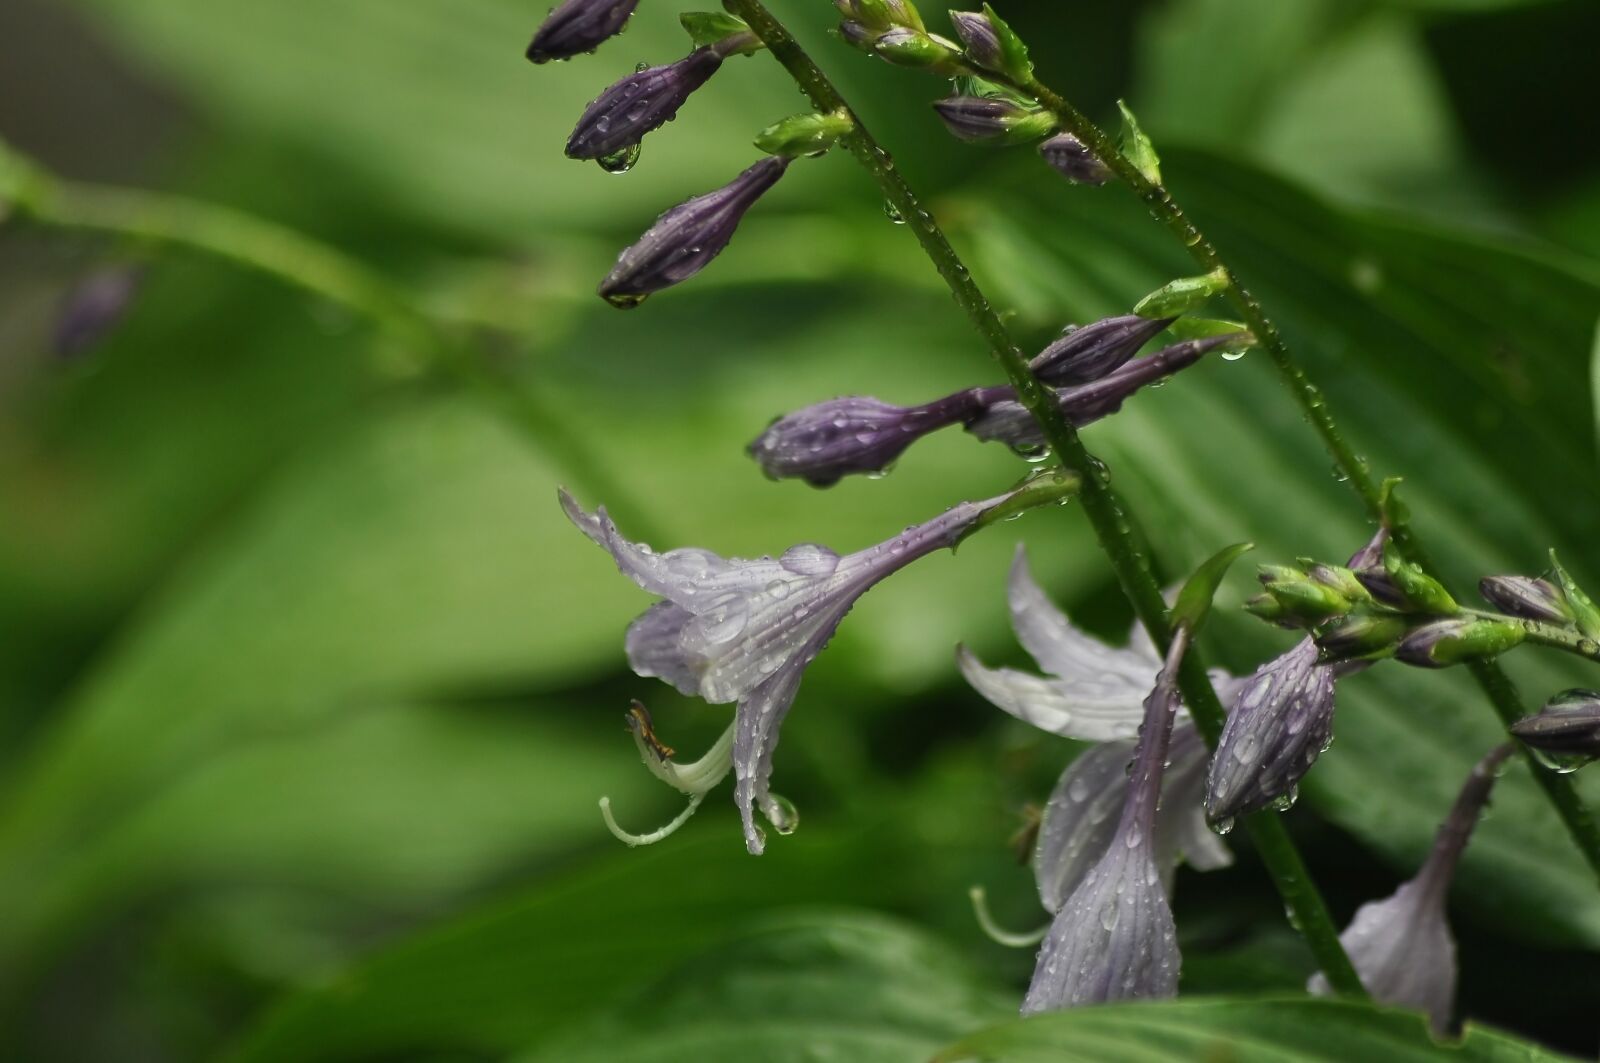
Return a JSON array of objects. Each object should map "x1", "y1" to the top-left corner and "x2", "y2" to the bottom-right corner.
[{"x1": 726, "y1": 0, "x2": 1365, "y2": 997}]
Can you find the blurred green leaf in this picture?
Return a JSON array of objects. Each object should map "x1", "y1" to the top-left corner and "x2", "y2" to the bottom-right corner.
[
  {"x1": 957, "y1": 149, "x2": 1600, "y2": 946},
  {"x1": 932, "y1": 997, "x2": 1574, "y2": 1062},
  {"x1": 1591, "y1": 314, "x2": 1599, "y2": 456},
  {"x1": 521, "y1": 911, "x2": 1012, "y2": 1063},
  {"x1": 63, "y1": 0, "x2": 846, "y2": 238}
]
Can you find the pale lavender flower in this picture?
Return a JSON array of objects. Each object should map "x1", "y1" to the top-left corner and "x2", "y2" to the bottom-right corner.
[
  {"x1": 1021, "y1": 630, "x2": 1193, "y2": 1012},
  {"x1": 966, "y1": 333, "x2": 1237, "y2": 448},
  {"x1": 1479, "y1": 575, "x2": 1572, "y2": 625},
  {"x1": 1309, "y1": 744, "x2": 1513, "y2": 1034},
  {"x1": 563, "y1": 486, "x2": 1019, "y2": 853},
  {"x1": 527, "y1": 0, "x2": 639, "y2": 63},
  {"x1": 54, "y1": 265, "x2": 141, "y2": 358},
  {"x1": 599, "y1": 156, "x2": 790, "y2": 307},
  {"x1": 566, "y1": 46, "x2": 724, "y2": 160},
  {"x1": 1038, "y1": 133, "x2": 1111, "y2": 185}
]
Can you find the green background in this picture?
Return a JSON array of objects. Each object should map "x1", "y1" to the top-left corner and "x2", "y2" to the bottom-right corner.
[{"x1": 1, "y1": 0, "x2": 1598, "y2": 1058}]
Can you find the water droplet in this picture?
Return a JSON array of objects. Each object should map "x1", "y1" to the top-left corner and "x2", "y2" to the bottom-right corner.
[
  {"x1": 1068, "y1": 777, "x2": 1090, "y2": 802},
  {"x1": 634, "y1": 60, "x2": 650, "y2": 72},
  {"x1": 882, "y1": 199, "x2": 905, "y2": 224},
  {"x1": 1220, "y1": 348, "x2": 1247, "y2": 362},
  {"x1": 766, "y1": 579, "x2": 791, "y2": 600},
  {"x1": 1270, "y1": 785, "x2": 1299, "y2": 812},
  {"x1": 1211, "y1": 816, "x2": 1234, "y2": 836},
  {"x1": 597, "y1": 142, "x2": 641, "y2": 174},
  {"x1": 780, "y1": 543, "x2": 840, "y2": 577},
  {"x1": 603, "y1": 290, "x2": 648, "y2": 309},
  {"x1": 764, "y1": 793, "x2": 800, "y2": 834}
]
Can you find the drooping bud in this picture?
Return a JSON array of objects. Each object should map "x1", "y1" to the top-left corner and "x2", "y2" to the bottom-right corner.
[
  {"x1": 599, "y1": 156, "x2": 790, "y2": 307},
  {"x1": 966, "y1": 333, "x2": 1238, "y2": 447},
  {"x1": 1313, "y1": 613, "x2": 1408, "y2": 663},
  {"x1": 527, "y1": 0, "x2": 639, "y2": 63},
  {"x1": 1132, "y1": 267, "x2": 1231, "y2": 319},
  {"x1": 54, "y1": 265, "x2": 142, "y2": 359},
  {"x1": 1381, "y1": 543, "x2": 1457, "y2": 615},
  {"x1": 1479, "y1": 575, "x2": 1573, "y2": 625},
  {"x1": 1204, "y1": 638, "x2": 1337, "y2": 826},
  {"x1": 565, "y1": 47, "x2": 724, "y2": 161},
  {"x1": 755, "y1": 109, "x2": 854, "y2": 157},
  {"x1": 931, "y1": 95, "x2": 1054, "y2": 144},
  {"x1": 1394, "y1": 617, "x2": 1525, "y2": 669},
  {"x1": 1509, "y1": 690, "x2": 1600, "y2": 770},
  {"x1": 746, "y1": 391, "x2": 983, "y2": 486},
  {"x1": 1309, "y1": 744, "x2": 1513, "y2": 1034},
  {"x1": 1030, "y1": 315, "x2": 1173, "y2": 386},
  {"x1": 1037, "y1": 133, "x2": 1110, "y2": 185}
]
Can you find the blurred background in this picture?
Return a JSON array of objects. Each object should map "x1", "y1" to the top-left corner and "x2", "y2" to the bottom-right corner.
[{"x1": 2, "y1": 0, "x2": 1599, "y2": 1059}]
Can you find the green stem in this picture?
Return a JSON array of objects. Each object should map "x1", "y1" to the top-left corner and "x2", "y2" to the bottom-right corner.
[
  {"x1": 727, "y1": 0, "x2": 1365, "y2": 997},
  {"x1": 2, "y1": 148, "x2": 659, "y2": 540},
  {"x1": 1019, "y1": 77, "x2": 1600, "y2": 884}
]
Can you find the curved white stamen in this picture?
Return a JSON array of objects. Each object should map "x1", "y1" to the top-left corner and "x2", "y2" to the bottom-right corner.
[
  {"x1": 599, "y1": 792, "x2": 706, "y2": 847},
  {"x1": 633, "y1": 720, "x2": 735, "y2": 794},
  {"x1": 969, "y1": 885, "x2": 1049, "y2": 948}
]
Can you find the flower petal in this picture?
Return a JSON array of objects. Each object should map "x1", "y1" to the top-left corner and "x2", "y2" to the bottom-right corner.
[
  {"x1": 731, "y1": 662, "x2": 808, "y2": 855},
  {"x1": 1033, "y1": 738, "x2": 1135, "y2": 912},
  {"x1": 624, "y1": 601, "x2": 701, "y2": 695},
  {"x1": 1308, "y1": 882, "x2": 1455, "y2": 1033},
  {"x1": 957, "y1": 645, "x2": 1144, "y2": 741}
]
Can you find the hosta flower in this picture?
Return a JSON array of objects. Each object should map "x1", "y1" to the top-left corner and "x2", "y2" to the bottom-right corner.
[
  {"x1": 566, "y1": 46, "x2": 725, "y2": 160},
  {"x1": 1022, "y1": 630, "x2": 1194, "y2": 1011},
  {"x1": 563, "y1": 484, "x2": 1030, "y2": 853},
  {"x1": 526, "y1": 0, "x2": 639, "y2": 64},
  {"x1": 599, "y1": 156, "x2": 790, "y2": 307},
  {"x1": 959, "y1": 547, "x2": 1237, "y2": 884},
  {"x1": 1309, "y1": 744, "x2": 1513, "y2": 1034}
]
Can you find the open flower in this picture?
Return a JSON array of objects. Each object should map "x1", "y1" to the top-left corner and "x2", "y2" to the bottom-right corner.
[
  {"x1": 1022, "y1": 630, "x2": 1194, "y2": 1011},
  {"x1": 1309, "y1": 744, "x2": 1513, "y2": 1034},
  {"x1": 563, "y1": 485, "x2": 1036, "y2": 853}
]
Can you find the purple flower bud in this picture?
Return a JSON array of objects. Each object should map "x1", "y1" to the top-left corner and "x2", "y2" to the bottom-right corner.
[
  {"x1": 1031, "y1": 314, "x2": 1174, "y2": 386},
  {"x1": 948, "y1": 10, "x2": 1003, "y2": 69},
  {"x1": 837, "y1": 19, "x2": 878, "y2": 49},
  {"x1": 1479, "y1": 575, "x2": 1573, "y2": 625},
  {"x1": 746, "y1": 391, "x2": 984, "y2": 486},
  {"x1": 930, "y1": 96, "x2": 1051, "y2": 144},
  {"x1": 54, "y1": 265, "x2": 142, "y2": 359},
  {"x1": 1038, "y1": 133, "x2": 1111, "y2": 185},
  {"x1": 966, "y1": 333, "x2": 1239, "y2": 447},
  {"x1": 1395, "y1": 617, "x2": 1525, "y2": 669},
  {"x1": 1310, "y1": 744, "x2": 1513, "y2": 1033},
  {"x1": 599, "y1": 156, "x2": 790, "y2": 307},
  {"x1": 1204, "y1": 638, "x2": 1339, "y2": 825},
  {"x1": 527, "y1": 0, "x2": 639, "y2": 64},
  {"x1": 1509, "y1": 689, "x2": 1600, "y2": 765},
  {"x1": 565, "y1": 47, "x2": 723, "y2": 160}
]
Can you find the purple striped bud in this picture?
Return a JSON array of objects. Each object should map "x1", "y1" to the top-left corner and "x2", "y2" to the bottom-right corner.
[
  {"x1": 948, "y1": 10, "x2": 1003, "y2": 70},
  {"x1": 1479, "y1": 575, "x2": 1573, "y2": 625},
  {"x1": 54, "y1": 265, "x2": 142, "y2": 359},
  {"x1": 1395, "y1": 617, "x2": 1525, "y2": 669},
  {"x1": 931, "y1": 96, "x2": 1053, "y2": 144},
  {"x1": 1031, "y1": 314, "x2": 1173, "y2": 386},
  {"x1": 1509, "y1": 689, "x2": 1600, "y2": 767},
  {"x1": 747, "y1": 391, "x2": 984, "y2": 486},
  {"x1": 837, "y1": 20, "x2": 877, "y2": 49},
  {"x1": 565, "y1": 47, "x2": 723, "y2": 160},
  {"x1": 599, "y1": 156, "x2": 789, "y2": 307},
  {"x1": 527, "y1": 0, "x2": 639, "y2": 64},
  {"x1": 1038, "y1": 133, "x2": 1111, "y2": 185}
]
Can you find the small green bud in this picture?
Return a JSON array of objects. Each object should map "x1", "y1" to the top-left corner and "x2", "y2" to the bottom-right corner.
[
  {"x1": 1396, "y1": 617, "x2": 1525, "y2": 668},
  {"x1": 842, "y1": 0, "x2": 923, "y2": 31},
  {"x1": 1132, "y1": 266, "x2": 1231, "y2": 319},
  {"x1": 1265, "y1": 579, "x2": 1353, "y2": 624},
  {"x1": 1548, "y1": 550, "x2": 1600, "y2": 641},
  {"x1": 1313, "y1": 613, "x2": 1408, "y2": 662},
  {"x1": 1306, "y1": 563, "x2": 1371, "y2": 604},
  {"x1": 755, "y1": 109, "x2": 854, "y2": 157},
  {"x1": 873, "y1": 27, "x2": 966, "y2": 73},
  {"x1": 947, "y1": 6, "x2": 1032, "y2": 83},
  {"x1": 1382, "y1": 542, "x2": 1457, "y2": 615},
  {"x1": 1117, "y1": 100, "x2": 1161, "y2": 185},
  {"x1": 1258, "y1": 563, "x2": 1305, "y2": 586},
  {"x1": 1166, "y1": 317, "x2": 1255, "y2": 352},
  {"x1": 1244, "y1": 592, "x2": 1289, "y2": 624}
]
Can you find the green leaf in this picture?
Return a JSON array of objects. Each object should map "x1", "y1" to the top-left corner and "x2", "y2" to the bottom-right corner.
[
  {"x1": 521, "y1": 912, "x2": 1012, "y2": 1062},
  {"x1": 1116, "y1": 100, "x2": 1162, "y2": 185},
  {"x1": 1590, "y1": 314, "x2": 1600, "y2": 458},
  {"x1": 980, "y1": 4, "x2": 1033, "y2": 85},
  {"x1": 1171, "y1": 541, "x2": 1253, "y2": 632},
  {"x1": 1132, "y1": 266, "x2": 1231, "y2": 318},
  {"x1": 1548, "y1": 550, "x2": 1600, "y2": 642},
  {"x1": 932, "y1": 997, "x2": 1574, "y2": 1061},
  {"x1": 680, "y1": 11, "x2": 750, "y2": 48}
]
